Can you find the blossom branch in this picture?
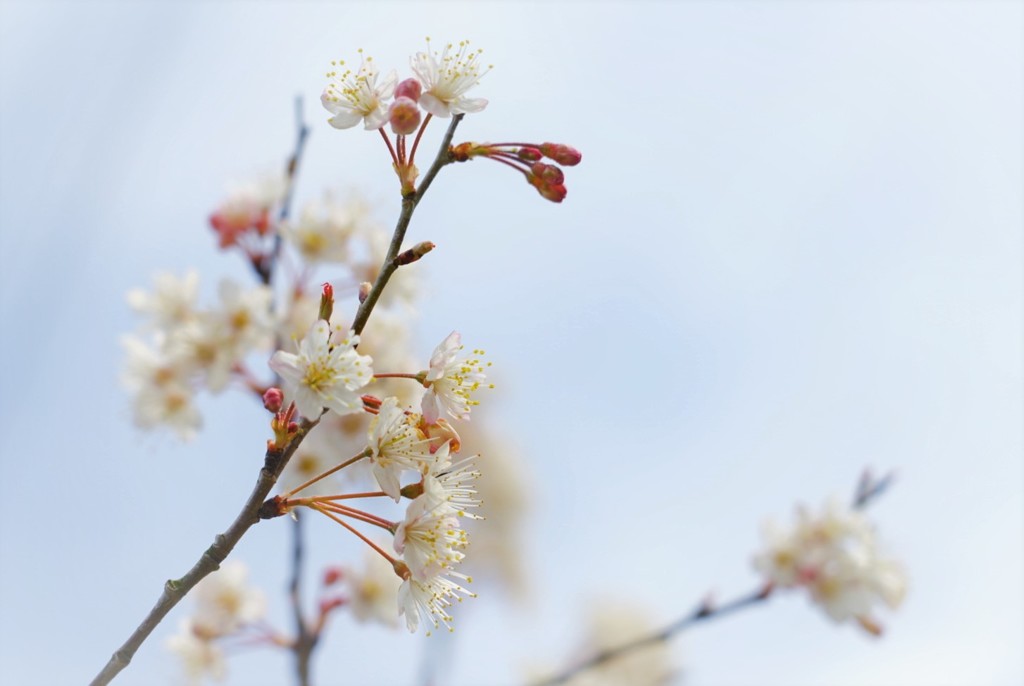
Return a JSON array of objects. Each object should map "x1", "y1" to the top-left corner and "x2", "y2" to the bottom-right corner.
[
  {"x1": 532, "y1": 471, "x2": 896, "y2": 686},
  {"x1": 89, "y1": 418, "x2": 321, "y2": 686},
  {"x1": 349, "y1": 114, "x2": 464, "y2": 336},
  {"x1": 532, "y1": 585, "x2": 774, "y2": 686}
]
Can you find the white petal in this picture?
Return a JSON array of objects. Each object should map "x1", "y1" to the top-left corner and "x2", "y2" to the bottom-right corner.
[
  {"x1": 418, "y1": 93, "x2": 451, "y2": 118},
  {"x1": 452, "y1": 97, "x2": 488, "y2": 114}
]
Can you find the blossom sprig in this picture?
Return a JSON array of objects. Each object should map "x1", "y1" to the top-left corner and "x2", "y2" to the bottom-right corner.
[
  {"x1": 752, "y1": 497, "x2": 906, "y2": 635},
  {"x1": 451, "y1": 141, "x2": 582, "y2": 202},
  {"x1": 321, "y1": 39, "x2": 490, "y2": 195}
]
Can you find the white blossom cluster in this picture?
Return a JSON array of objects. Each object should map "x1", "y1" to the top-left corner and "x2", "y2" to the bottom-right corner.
[
  {"x1": 753, "y1": 498, "x2": 907, "y2": 634},
  {"x1": 121, "y1": 275, "x2": 274, "y2": 440},
  {"x1": 322, "y1": 38, "x2": 489, "y2": 133},
  {"x1": 271, "y1": 321, "x2": 490, "y2": 634},
  {"x1": 165, "y1": 562, "x2": 266, "y2": 684}
]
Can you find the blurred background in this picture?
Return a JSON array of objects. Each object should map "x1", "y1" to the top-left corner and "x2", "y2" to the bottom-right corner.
[{"x1": 1, "y1": 1, "x2": 1021, "y2": 685}]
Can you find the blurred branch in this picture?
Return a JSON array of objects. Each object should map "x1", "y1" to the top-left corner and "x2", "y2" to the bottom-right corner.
[
  {"x1": 89, "y1": 419, "x2": 322, "y2": 686},
  {"x1": 290, "y1": 512, "x2": 317, "y2": 686},
  {"x1": 257, "y1": 95, "x2": 310, "y2": 286},
  {"x1": 531, "y1": 586, "x2": 773, "y2": 686},
  {"x1": 350, "y1": 113, "x2": 464, "y2": 336},
  {"x1": 531, "y1": 470, "x2": 896, "y2": 686}
]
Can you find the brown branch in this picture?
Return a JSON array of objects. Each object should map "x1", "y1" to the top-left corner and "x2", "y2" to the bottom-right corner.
[
  {"x1": 89, "y1": 419, "x2": 321, "y2": 686},
  {"x1": 350, "y1": 113, "x2": 464, "y2": 336},
  {"x1": 289, "y1": 512, "x2": 317, "y2": 686},
  {"x1": 531, "y1": 586, "x2": 773, "y2": 686},
  {"x1": 532, "y1": 471, "x2": 897, "y2": 686}
]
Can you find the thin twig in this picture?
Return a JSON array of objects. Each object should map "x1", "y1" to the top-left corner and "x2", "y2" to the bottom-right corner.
[
  {"x1": 531, "y1": 586, "x2": 772, "y2": 686},
  {"x1": 532, "y1": 472, "x2": 896, "y2": 686},
  {"x1": 290, "y1": 512, "x2": 317, "y2": 686},
  {"x1": 89, "y1": 419, "x2": 321, "y2": 686},
  {"x1": 350, "y1": 114, "x2": 464, "y2": 336},
  {"x1": 257, "y1": 96, "x2": 311, "y2": 286}
]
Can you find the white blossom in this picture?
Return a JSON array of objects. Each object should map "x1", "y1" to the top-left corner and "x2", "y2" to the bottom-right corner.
[
  {"x1": 421, "y1": 331, "x2": 490, "y2": 423},
  {"x1": 126, "y1": 271, "x2": 200, "y2": 331},
  {"x1": 191, "y1": 561, "x2": 266, "y2": 638},
  {"x1": 165, "y1": 620, "x2": 227, "y2": 684},
  {"x1": 410, "y1": 39, "x2": 489, "y2": 118},
  {"x1": 346, "y1": 550, "x2": 401, "y2": 628},
  {"x1": 281, "y1": 194, "x2": 368, "y2": 264},
  {"x1": 397, "y1": 567, "x2": 475, "y2": 635},
  {"x1": 753, "y1": 498, "x2": 906, "y2": 632},
  {"x1": 367, "y1": 397, "x2": 436, "y2": 501},
  {"x1": 269, "y1": 320, "x2": 373, "y2": 419},
  {"x1": 121, "y1": 335, "x2": 200, "y2": 440},
  {"x1": 425, "y1": 450, "x2": 483, "y2": 519},
  {"x1": 393, "y1": 491, "x2": 468, "y2": 581},
  {"x1": 322, "y1": 51, "x2": 397, "y2": 130}
]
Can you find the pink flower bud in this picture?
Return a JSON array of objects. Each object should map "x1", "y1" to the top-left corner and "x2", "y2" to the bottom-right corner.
[
  {"x1": 530, "y1": 162, "x2": 565, "y2": 185},
  {"x1": 517, "y1": 147, "x2": 543, "y2": 162},
  {"x1": 388, "y1": 97, "x2": 421, "y2": 135},
  {"x1": 540, "y1": 142, "x2": 582, "y2": 166},
  {"x1": 322, "y1": 566, "x2": 344, "y2": 586},
  {"x1": 395, "y1": 78, "x2": 422, "y2": 102},
  {"x1": 263, "y1": 387, "x2": 284, "y2": 413}
]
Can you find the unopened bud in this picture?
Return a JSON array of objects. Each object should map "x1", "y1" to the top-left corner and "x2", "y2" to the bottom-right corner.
[
  {"x1": 389, "y1": 97, "x2": 422, "y2": 135},
  {"x1": 358, "y1": 282, "x2": 371, "y2": 303},
  {"x1": 540, "y1": 142, "x2": 582, "y2": 166},
  {"x1": 263, "y1": 387, "x2": 284, "y2": 413},
  {"x1": 395, "y1": 78, "x2": 422, "y2": 102},
  {"x1": 323, "y1": 566, "x2": 344, "y2": 586},
  {"x1": 318, "y1": 282, "x2": 334, "y2": 323},
  {"x1": 395, "y1": 241, "x2": 436, "y2": 266},
  {"x1": 529, "y1": 175, "x2": 567, "y2": 203},
  {"x1": 531, "y1": 162, "x2": 565, "y2": 185},
  {"x1": 517, "y1": 147, "x2": 543, "y2": 162}
]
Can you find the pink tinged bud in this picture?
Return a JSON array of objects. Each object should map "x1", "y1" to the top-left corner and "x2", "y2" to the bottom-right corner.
[
  {"x1": 318, "y1": 282, "x2": 334, "y2": 323},
  {"x1": 358, "y1": 282, "x2": 371, "y2": 303},
  {"x1": 395, "y1": 78, "x2": 422, "y2": 102},
  {"x1": 263, "y1": 387, "x2": 284, "y2": 413},
  {"x1": 540, "y1": 142, "x2": 582, "y2": 166},
  {"x1": 529, "y1": 174, "x2": 567, "y2": 203},
  {"x1": 388, "y1": 97, "x2": 422, "y2": 135},
  {"x1": 517, "y1": 147, "x2": 543, "y2": 162},
  {"x1": 323, "y1": 566, "x2": 344, "y2": 586},
  {"x1": 531, "y1": 162, "x2": 565, "y2": 185}
]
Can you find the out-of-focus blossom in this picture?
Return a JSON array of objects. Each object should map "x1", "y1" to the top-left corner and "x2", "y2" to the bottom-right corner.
[
  {"x1": 191, "y1": 561, "x2": 266, "y2": 638},
  {"x1": 345, "y1": 550, "x2": 401, "y2": 628},
  {"x1": 532, "y1": 601, "x2": 675, "y2": 686},
  {"x1": 127, "y1": 271, "x2": 200, "y2": 331},
  {"x1": 166, "y1": 620, "x2": 227, "y2": 684},
  {"x1": 120, "y1": 335, "x2": 201, "y2": 440},
  {"x1": 281, "y1": 194, "x2": 370, "y2": 264},
  {"x1": 753, "y1": 498, "x2": 906, "y2": 633},
  {"x1": 209, "y1": 173, "x2": 286, "y2": 248}
]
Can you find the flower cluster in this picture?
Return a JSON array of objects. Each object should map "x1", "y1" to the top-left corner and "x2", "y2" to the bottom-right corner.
[
  {"x1": 323, "y1": 39, "x2": 489, "y2": 134},
  {"x1": 753, "y1": 499, "x2": 907, "y2": 634},
  {"x1": 266, "y1": 324, "x2": 489, "y2": 634},
  {"x1": 209, "y1": 172, "x2": 286, "y2": 250},
  {"x1": 165, "y1": 562, "x2": 266, "y2": 684},
  {"x1": 122, "y1": 274, "x2": 274, "y2": 439}
]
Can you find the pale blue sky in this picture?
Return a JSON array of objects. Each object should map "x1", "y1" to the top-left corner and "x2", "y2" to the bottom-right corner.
[{"x1": 1, "y1": 2, "x2": 1021, "y2": 685}]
